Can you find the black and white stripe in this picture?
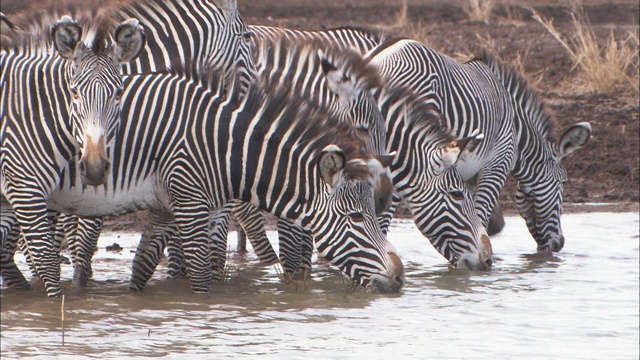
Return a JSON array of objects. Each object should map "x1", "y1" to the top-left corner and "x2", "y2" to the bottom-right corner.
[{"x1": 0, "y1": 14, "x2": 146, "y2": 297}]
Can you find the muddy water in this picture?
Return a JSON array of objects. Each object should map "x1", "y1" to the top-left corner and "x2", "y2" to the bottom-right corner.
[{"x1": 1, "y1": 212, "x2": 638, "y2": 359}]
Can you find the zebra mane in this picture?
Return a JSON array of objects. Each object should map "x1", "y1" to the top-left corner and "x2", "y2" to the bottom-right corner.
[
  {"x1": 470, "y1": 53, "x2": 558, "y2": 144},
  {"x1": 324, "y1": 25, "x2": 387, "y2": 44},
  {"x1": 239, "y1": 74, "x2": 375, "y2": 182},
  {"x1": 3, "y1": 2, "x2": 116, "y2": 54},
  {"x1": 257, "y1": 33, "x2": 381, "y2": 98},
  {"x1": 363, "y1": 37, "x2": 406, "y2": 62}
]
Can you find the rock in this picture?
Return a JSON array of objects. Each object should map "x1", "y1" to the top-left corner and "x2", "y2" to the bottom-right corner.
[{"x1": 106, "y1": 243, "x2": 123, "y2": 252}]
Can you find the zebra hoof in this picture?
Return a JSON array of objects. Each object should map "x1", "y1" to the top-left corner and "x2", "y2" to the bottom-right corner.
[{"x1": 128, "y1": 282, "x2": 145, "y2": 291}]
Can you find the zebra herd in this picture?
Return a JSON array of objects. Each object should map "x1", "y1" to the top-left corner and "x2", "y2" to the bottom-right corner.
[{"x1": 0, "y1": 0, "x2": 591, "y2": 298}]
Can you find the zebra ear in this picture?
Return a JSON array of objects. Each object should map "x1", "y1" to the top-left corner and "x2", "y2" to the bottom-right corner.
[
  {"x1": 558, "y1": 122, "x2": 591, "y2": 159},
  {"x1": 455, "y1": 130, "x2": 485, "y2": 165},
  {"x1": 212, "y1": 0, "x2": 238, "y2": 17},
  {"x1": 111, "y1": 19, "x2": 146, "y2": 63},
  {"x1": 375, "y1": 151, "x2": 396, "y2": 168},
  {"x1": 435, "y1": 132, "x2": 484, "y2": 173},
  {"x1": 52, "y1": 16, "x2": 85, "y2": 61},
  {"x1": 319, "y1": 51, "x2": 357, "y2": 106},
  {"x1": 318, "y1": 145, "x2": 346, "y2": 191}
]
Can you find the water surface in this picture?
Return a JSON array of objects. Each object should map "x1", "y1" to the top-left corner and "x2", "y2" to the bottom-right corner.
[{"x1": 1, "y1": 212, "x2": 638, "y2": 359}]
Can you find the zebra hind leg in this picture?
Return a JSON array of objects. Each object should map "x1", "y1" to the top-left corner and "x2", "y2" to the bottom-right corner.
[{"x1": 129, "y1": 212, "x2": 174, "y2": 291}]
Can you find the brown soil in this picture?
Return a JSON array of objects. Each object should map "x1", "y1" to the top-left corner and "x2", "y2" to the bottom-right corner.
[{"x1": 3, "y1": 0, "x2": 638, "y2": 232}]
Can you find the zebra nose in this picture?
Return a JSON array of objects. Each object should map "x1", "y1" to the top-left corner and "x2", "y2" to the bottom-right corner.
[
  {"x1": 485, "y1": 258, "x2": 493, "y2": 268},
  {"x1": 79, "y1": 159, "x2": 110, "y2": 186}
]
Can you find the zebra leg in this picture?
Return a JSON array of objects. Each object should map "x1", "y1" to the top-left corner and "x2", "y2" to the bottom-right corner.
[
  {"x1": 235, "y1": 223, "x2": 248, "y2": 254},
  {"x1": 13, "y1": 204, "x2": 62, "y2": 297},
  {"x1": 378, "y1": 193, "x2": 402, "y2": 236},
  {"x1": 232, "y1": 201, "x2": 279, "y2": 266},
  {"x1": 173, "y1": 203, "x2": 213, "y2": 293},
  {"x1": 166, "y1": 227, "x2": 185, "y2": 280},
  {"x1": 298, "y1": 229, "x2": 313, "y2": 279},
  {"x1": 209, "y1": 206, "x2": 231, "y2": 282},
  {"x1": 486, "y1": 203, "x2": 505, "y2": 236},
  {"x1": 129, "y1": 211, "x2": 174, "y2": 290},
  {"x1": 1, "y1": 225, "x2": 31, "y2": 290},
  {"x1": 17, "y1": 210, "x2": 61, "y2": 279},
  {"x1": 276, "y1": 219, "x2": 304, "y2": 276},
  {"x1": 70, "y1": 216, "x2": 103, "y2": 287},
  {"x1": 474, "y1": 158, "x2": 512, "y2": 231}
]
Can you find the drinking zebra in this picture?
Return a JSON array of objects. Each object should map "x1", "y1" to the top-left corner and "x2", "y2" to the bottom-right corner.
[{"x1": 3, "y1": 64, "x2": 405, "y2": 295}]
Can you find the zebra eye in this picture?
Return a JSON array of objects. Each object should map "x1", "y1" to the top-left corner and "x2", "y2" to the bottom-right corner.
[
  {"x1": 449, "y1": 190, "x2": 464, "y2": 200},
  {"x1": 348, "y1": 212, "x2": 365, "y2": 222},
  {"x1": 70, "y1": 87, "x2": 81, "y2": 100},
  {"x1": 242, "y1": 31, "x2": 252, "y2": 42},
  {"x1": 114, "y1": 88, "x2": 124, "y2": 101}
]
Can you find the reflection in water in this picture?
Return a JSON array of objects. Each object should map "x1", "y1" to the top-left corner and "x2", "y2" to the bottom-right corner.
[{"x1": 1, "y1": 213, "x2": 639, "y2": 359}]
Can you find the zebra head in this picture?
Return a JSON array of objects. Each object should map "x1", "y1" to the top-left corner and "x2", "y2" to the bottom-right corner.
[
  {"x1": 205, "y1": 0, "x2": 256, "y2": 96},
  {"x1": 516, "y1": 122, "x2": 591, "y2": 253},
  {"x1": 317, "y1": 47, "x2": 393, "y2": 215},
  {"x1": 52, "y1": 16, "x2": 146, "y2": 186},
  {"x1": 425, "y1": 134, "x2": 493, "y2": 270},
  {"x1": 387, "y1": 102, "x2": 492, "y2": 271},
  {"x1": 305, "y1": 145, "x2": 404, "y2": 293}
]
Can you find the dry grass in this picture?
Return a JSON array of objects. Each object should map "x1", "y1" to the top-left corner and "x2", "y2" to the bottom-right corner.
[
  {"x1": 457, "y1": 0, "x2": 497, "y2": 24},
  {"x1": 531, "y1": 3, "x2": 639, "y2": 94},
  {"x1": 393, "y1": 0, "x2": 409, "y2": 28}
]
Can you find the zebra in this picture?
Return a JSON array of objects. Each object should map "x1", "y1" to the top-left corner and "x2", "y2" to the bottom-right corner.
[
  {"x1": 113, "y1": 0, "x2": 256, "y2": 94},
  {"x1": 1, "y1": 0, "x2": 259, "y2": 292},
  {"x1": 36, "y1": 33, "x2": 397, "y2": 284},
  {"x1": 260, "y1": 30, "x2": 589, "y2": 253},
  {"x1": 367, "y1": 39, "x2": 591, "y2": 252},
  {"x1": 0, "y1": 13, "x2": 146, "y2": 297},
  {"x1": 173, "y1": 36, "x2": 392, "y2": 277},
  {"x1": 227, "y1": 27, "x2": 494, "y2": 274},
  {"x1": 3, "y1": 64, "x2": 405, "y2": 295},
  {"x1": 125, "y1": 33, "x2": 492, "y2": 282},
  {"x1": 473, "y1": 54, "x2": 591, "y2": 252}
]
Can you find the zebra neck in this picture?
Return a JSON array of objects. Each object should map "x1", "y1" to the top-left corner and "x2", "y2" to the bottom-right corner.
[{"x1": 512, "y1": 120, "x2": 552, "y2": 182}]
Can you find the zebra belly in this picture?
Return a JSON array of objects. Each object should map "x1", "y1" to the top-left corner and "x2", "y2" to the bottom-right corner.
[{"x1": 46, "y1": 177, "x2": 167, "y2": 217}]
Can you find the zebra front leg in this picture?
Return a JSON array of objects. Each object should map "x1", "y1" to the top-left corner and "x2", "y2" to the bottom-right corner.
[
  {"x1": 473, "y1": 159, "x2": 512, "y2": 231},
  {"x1": 13, "y1": 205, "x2": 62, "y2": 297},
  {"x1": 1, "y1": 226, "x2": 31, "y2": 290},
  {"x1": 17, "y1": 209, "x2": 58, "y2": 278},
  {"x1": 166, "y1": 227, "x2": 185, "y2": 280},
  {"x1": 232, "y1": 201, "x2": 279, "y2": 266},
  {"x1": 276, "y1": 219, "x2": 303, "y2": 276},
  {"x1": 68, "y1": 216, "x2": 103, "y2": 287},
  {"x1": 129, "y1": 211, "x2": 173, "y2": 290},
  {"x1": 377, "y1": 193, "x2": 402, "y2": 236}
]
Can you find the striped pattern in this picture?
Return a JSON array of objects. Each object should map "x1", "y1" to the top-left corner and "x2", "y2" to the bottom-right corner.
[
  {"x1": 117, "y1": 0, "x2": 256, "y2": 95},
  {"x1": 477, "y1": 54, "x2": 591, "y2": 251},
  {"x1": 230, "y1": 28, "x2": 493, "y2": 271},
  {"x1": 0, "y1": 15, "x2": 145, "y2": 297},
  {"x1": 27, "y1": 68, "x2": 404, "y2": 293}
]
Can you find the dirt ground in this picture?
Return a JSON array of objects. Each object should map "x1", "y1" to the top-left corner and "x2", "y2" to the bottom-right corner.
[{"x1": 2, "y1": 0, "x2": 638, "y2": 232}]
